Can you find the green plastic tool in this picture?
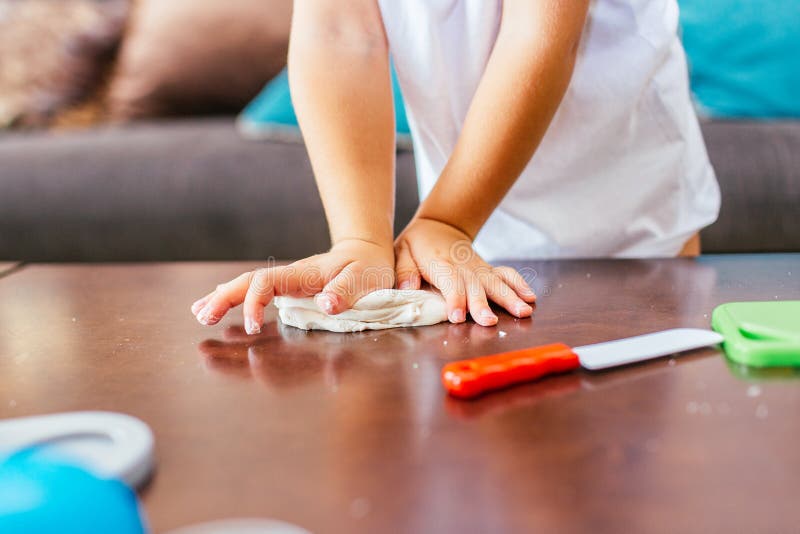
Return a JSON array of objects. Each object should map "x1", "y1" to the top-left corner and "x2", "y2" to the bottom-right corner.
[{"x1": 711, "y1": 301, "x2": 800, "y2": 367}]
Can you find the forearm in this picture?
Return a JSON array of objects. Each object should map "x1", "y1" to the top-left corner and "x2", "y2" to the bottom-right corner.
[
  {"x1": 416, "y1": 0, "x2": 590, "y2": 239},
  {"x1": 289, "y1": 2, "x2": 395, "y2": 248}
]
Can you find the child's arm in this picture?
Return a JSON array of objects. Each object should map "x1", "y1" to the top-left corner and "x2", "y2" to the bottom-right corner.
[
  {"x1": 192, "y1": 0, "x2": 397, "y2": 333},
  {"x1": 290, "y1": 0, "x2": 396, "y2": 252},
  {"x1": 396, "y1": 0, "x2": 591, "y2": 326}
]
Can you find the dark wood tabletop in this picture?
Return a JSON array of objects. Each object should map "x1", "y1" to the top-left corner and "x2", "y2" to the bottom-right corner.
[
  {"x1": 0, "y1": 262, "x2": 19, "y2": 277},
  {"x1": 1, "y1": 255, "x2": 799, "y2": 533}
]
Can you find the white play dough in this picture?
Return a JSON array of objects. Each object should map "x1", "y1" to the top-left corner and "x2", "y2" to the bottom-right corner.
[{"x1": 274, "y1": 289, "x2": 448, "y2": 332}]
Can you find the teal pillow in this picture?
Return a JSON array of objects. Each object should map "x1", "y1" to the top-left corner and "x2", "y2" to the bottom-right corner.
[
  {"x1": 679, "y1": 1, "x2": 800, "y2": 118},
  {"x1": 238, "y1": 66, "x2": 412, "y2": 147}
]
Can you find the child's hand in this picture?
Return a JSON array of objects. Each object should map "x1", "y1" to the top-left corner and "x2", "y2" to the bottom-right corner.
[
  {"x1": 191, "y1": 239, "x2": 395, "y2": 335},
  {"x1": 394, "y1": 218, "x2": 536, "y2": 327}
]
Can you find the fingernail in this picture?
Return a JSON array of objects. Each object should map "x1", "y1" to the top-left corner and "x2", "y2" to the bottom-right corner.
[
  {"x1": 196, "y1": 305, "x2": 215, "y2": 325},
  {"x1": 191, "y1": 299, "x2": 208, "y2": 315},
  {"x1": 398, "y1": 280, "x2": 412, "y2": 290},
  {"x1": 480, "y1": 309, "x2": 498, "y2": 323},
  {"x1": 515, "y1": 303, "x2": 533, "y2": 316},
  {"x1": 449, "y1": 309, "x2": 466, "y2": 323},
  {"x1": 245, "y1": 317, "x2": 261, "y2": 335},
  {"x1": 316, "y1": 294, "x2": 335, "y2": 314}
]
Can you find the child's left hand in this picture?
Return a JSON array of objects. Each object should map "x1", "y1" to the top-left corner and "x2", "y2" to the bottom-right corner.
[{"x1": 394, "y1": 217, "x2": 536, "y2": 327}]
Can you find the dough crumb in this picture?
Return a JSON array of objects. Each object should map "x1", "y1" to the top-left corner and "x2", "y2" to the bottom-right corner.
[{"x1": 747, "y1": 385, "x2": 762, "y2": 398}]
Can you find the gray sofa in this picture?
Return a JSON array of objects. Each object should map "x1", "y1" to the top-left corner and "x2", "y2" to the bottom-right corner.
[{"x1": 1, "y1": 118, "x2": 798, "y2": 261}]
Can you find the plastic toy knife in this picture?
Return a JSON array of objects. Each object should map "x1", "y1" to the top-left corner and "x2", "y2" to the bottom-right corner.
[{"x1": 442, "y1": 328, "x2": 724, "y2": 399}]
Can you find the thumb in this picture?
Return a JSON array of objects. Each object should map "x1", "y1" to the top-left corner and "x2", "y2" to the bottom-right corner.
[
  {"x1": 315, "y1": 263, "x2": 393, "y2": 315},
  {"x1": 395, "y1": 242, "x2": 421, "y2": 290}
]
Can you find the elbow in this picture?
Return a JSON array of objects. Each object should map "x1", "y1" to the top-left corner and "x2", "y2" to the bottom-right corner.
[{"x1": 290, "y1": 15, "x2": 388, "y2": 60}]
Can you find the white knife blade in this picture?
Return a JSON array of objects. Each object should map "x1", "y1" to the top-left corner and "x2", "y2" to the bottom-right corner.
[{"x1": 575, "y1": 328, "x2": 724, "y2": 370}]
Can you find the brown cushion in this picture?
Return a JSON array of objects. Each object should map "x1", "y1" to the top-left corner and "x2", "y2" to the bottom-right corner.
[
  {"x1": 0, "y1": 0, "x2": 128, "y2": 129},
  {"x1": 107, "y1": 0, "x2": 292, "y2": 120}
]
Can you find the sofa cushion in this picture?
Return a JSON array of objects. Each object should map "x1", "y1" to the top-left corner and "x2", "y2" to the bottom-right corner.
[
  {"x1": 679, "y1": 0, "x2": 800, "y2": 118},
  {"x1": 0, "y1": 118, "x2": 797, "y2": 261},
  {"x1": 700, "y1": 120, "x2": 800, "y2": 253},
  {"x1": 0, "y1": 0, "x2": 128, "y2": 129},
  {"x1": 107, "y1": 0, "x2": 292, "y2": 119},
  {"x1": 0, "y1": 119, "x2": 419, "y2": 261}
]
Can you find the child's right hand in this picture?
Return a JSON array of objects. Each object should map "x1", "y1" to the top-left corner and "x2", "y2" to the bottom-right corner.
[{"x1": 191, "y1": 239, "x2": 395, "y2": 335}]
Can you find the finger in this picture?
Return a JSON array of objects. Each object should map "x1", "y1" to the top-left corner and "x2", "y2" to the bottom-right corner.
[
  {"x1": 191, "y1": 291, "x2": 215, "y2": 315},
  {"x1": 243, "y1": 267, "x2": 282, "y2": 335},
  {"x1": 315, "y1": 262, "x2": 356, "y2": 315},
  {"x1": 282, "y1": 258, "x2": 328, "y2": 296},
  {"x1": 317, "y1": 262, "x2": 391, "y2": 315},
  {"x1": 395, "y1": 242, "x2": 421, "y2": 290},
  {"x1": 465, "y1": 273, "x2": 497, "y2": 327},
  {"x1": 196, "y1": 272, "x2": 253, "y2": 326},
  {"x1": 421, "y1": 260, "x2": 466, "y2": 323},
  {"x1": 483, "y1": 274, "x2": 533, "y2": 318},
  {"x1": 494, "y1": 266, "x2": 537, "y2": 302}
]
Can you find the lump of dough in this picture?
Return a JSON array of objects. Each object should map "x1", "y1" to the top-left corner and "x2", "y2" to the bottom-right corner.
[{"x1": 274, "y1": 289, "x2": 448, "y2": 332}]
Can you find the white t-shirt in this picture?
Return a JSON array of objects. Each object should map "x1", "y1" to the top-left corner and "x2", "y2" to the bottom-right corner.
[{"x1": 378, "y1": 0, "x2": 720, "y2": 260}]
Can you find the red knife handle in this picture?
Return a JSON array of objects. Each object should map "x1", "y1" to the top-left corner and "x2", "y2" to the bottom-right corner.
[{"x1": 441, "y1": 343, "x2": 580, "y2": 399}]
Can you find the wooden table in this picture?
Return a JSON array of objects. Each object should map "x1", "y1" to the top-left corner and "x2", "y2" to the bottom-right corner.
[
  {"x1": 0, "y1": 262, "x2": 19, "y2": 277},
  {"x1": 1, "y1": 255, "x2": 798, "y2": 533}
]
